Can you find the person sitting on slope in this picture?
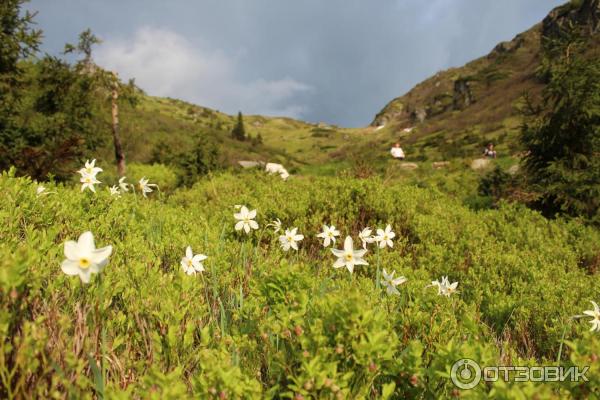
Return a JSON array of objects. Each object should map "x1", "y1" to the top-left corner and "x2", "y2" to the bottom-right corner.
[
  {"x1": 483, "y1": 143, "x2": 497, "y2": 159},
  {"x1": 390, "y1": 143, "x2": 405, "y2": 160}
]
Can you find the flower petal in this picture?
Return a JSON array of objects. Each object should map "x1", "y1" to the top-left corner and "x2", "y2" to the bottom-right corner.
[
  {"x1": 90, "y1": 245, "x2": 112, "y2": 265},
  {"x1": 64, "y1": 240, "x2": 79, "y2": 260},
  {"x1": 333, "y1": 258, "x2": 345, "y2": 268},
  {"x1": 61, "y1": 260, "x2": 81, "y2": 275},
  {"x1": 77, "y1": 232, "x2": 96, "y2": 255}
]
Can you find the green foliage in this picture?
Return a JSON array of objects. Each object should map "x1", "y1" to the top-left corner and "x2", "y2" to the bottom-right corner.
[
  {"x1": 0, "y1": 57, "x2": 103, "y2": 180},
  {"x1": 478, "y1": 166, "x2": 520, "y2": 206},
  {"x1": 231, "y1": 111, "x2": 246, "y2": 141},
  {"x1": 521, "y1": 27, "x2": 600, "y2": 225},
  {"x1": 176, "y1": 137, "x2": 220, "y2": 186},
  {"x1": 0, "y1": 0, "x2": 42, "y2": 117},
  {"x1": 1, "y1": 168, "x2": 600, "y2": 397}
]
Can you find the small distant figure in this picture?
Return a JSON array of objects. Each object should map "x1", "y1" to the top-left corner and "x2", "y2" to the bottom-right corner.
[
  {"x1": 483, "y1": 143, "x2": 497, "y2": 159},
  {"x1": 390, "y1": 143, "x2": 405, "y2": 160}
]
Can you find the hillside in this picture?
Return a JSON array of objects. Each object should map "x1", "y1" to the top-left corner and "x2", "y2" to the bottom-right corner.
[
  {"x1": 368, "y1": 0, "x2": 600, "y2": 162},
  {"x1": 102, "y1": 94, "x2": 371, "y2": 171}
]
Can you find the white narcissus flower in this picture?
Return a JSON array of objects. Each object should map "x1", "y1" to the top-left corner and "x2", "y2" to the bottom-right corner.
[
  {"x1": 180, "y1": 246, "x2": 208, "y2": 275},
  {"x1": 267, "y1": 218, "x2": 282, "y2": 233},
  {"x1": 138, "y1": 177, "x2": 158, "y2": 198},
  {"x1": 375, "y1": 224, "x2": 395, "y2": 248},
  {"x1": 430, "y1": 276, "x2": 458, "y2": 297},
  {"x1": 118, "y1": 176, "x2": 129, "y2": 192},
  {"x1": 78, "y1": 159, "x2": 102, "y2": 177},
  {"x1": 316, "y1": 224, "x2": 340, "y2": 248},
  {"x1": 279, "y1": 227, "x2": 304, "y2": 251},
  {"x1": 381, "y1": 269, "x2": 407, "y2": 295},
  {"x1": 109, "y1": 186, "x2": 120, "y2": 197},
  {"x1": 234, "y1": 206, "x2": 259, "y2": 234},
  {"x1": 583, "y1": 301, "x2": 600, "y2": 332},
  {"x1": 331, "y1": 236, "x2": 368, "y2": 273},
  {"x1": 61, "y1": 231, "x2": 112, "y2": 284},
  {"x1": 358, "y1": 227, "x2": 374, "y2": 249},
  {"x1": 80, "y1": 173, "x2": 101, "y2": 193}
]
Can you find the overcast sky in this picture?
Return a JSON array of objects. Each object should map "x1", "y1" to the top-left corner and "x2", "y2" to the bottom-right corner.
[{"x1": 27, "y1": 0, "x2": 564, "y2": 126}]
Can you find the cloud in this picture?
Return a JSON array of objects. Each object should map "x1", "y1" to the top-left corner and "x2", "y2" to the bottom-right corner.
[{"x1": 95, "y1": 27, "x2": 312, "y2": 118}]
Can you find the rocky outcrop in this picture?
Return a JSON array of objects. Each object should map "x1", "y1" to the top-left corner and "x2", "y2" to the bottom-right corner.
[
  {"x1": 489, "y1": 33, "x2": 526, "y2": 59},
  {"x1": 399, "y1": 162, "x2": 419, "y2": 170},
  {"x1": 238, "y1": 161, "x2": 262, "y2": 169},
  {"x1": 453, "y1": 78, "x2": 473, "y2": 110},
  {"x1": 543, "y1": 0, "x2": 600, "y2": 38},
  {"x1": 470, "y1": 158, "x2": 491, "y2": 170},
  {"x1": 432, "y1": 161, "x2": 450, "y2": 169}
]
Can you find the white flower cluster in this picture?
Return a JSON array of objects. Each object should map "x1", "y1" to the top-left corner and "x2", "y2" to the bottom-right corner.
[{"x1": 73, "y1": 159, "x2": 157, "y2": 198}]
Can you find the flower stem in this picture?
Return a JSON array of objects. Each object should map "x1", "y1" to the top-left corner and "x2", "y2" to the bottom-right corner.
[{"x1": 375, "y1": 245, "x2": 381, "y2": 290}]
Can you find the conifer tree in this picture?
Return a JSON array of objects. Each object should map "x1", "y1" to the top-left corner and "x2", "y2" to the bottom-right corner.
[{"x1": 231, "y1": 111, "x2": 246, "y2": 141}]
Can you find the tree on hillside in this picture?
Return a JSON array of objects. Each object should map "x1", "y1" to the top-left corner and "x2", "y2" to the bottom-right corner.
[
  {"x1": 65, "y1": 29, "x2": 137, "y2": 176},
  {"x1": 521, "y1": 27, "x2": 600, "y2": 224},
  {"x1": 0, "y1": 0, "x2": 41, "y2": 139},
  {"x1": 231, "y1": 111, "x2": 246, "y2": 141},
  {"x1": 0, "y1": 1, "x2": 103, "y2": 179}
]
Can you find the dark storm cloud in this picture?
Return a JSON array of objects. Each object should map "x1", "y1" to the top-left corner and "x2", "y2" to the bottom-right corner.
[{"x1": 27, "y1": 0, "x2": 564, "y2": 126}]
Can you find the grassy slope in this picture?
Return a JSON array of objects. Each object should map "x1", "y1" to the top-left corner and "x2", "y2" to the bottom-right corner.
[{"x1": 98, "y1": 95, "x2": 372, "y2": 171}]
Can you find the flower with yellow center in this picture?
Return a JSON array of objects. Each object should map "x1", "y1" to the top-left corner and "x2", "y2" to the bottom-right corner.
[
  {"x1": 279, "y1": 227, "x2": 304, "y2": 251},
  {"x1": 234, "y1": 206, "x2": 259, "y2": 234},
  {"x1": 331, "y1": 236, "x2": 368, "y2": 274},
  {"x1": 375, "y1": 224, "x2": 395, "y2": 249},
  {"x1": 429, "y1": 276, "x2": 458, "y2": 297},
  {"x1": 61, "y1": 231, "x2": 112, "y2": 283},
  {"x1": 80, "y1": 173, "x2": 101, "y2": 192},
  {"x1": 180, "y1": 246, "x2": 208, "y2": 275},
  {"x1": 138, "y1": 177, "x2": 158, "y2": 198},
  {"x1": 317, "y1": 224, "x2": 340, "y2": 248},
  {"x1": 381, "y1": 269, "x2": 407, "y2": 295},
  {"x1": 77, "y1": 159, "x2": 103, "y2": 177}
]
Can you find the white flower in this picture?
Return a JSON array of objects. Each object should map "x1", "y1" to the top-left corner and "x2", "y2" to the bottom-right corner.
[
  {"x1": 80, "y1": 173, "x2": 101, "y2": 193},
  {"x1": 138, "y1": 177, "x2": 158, "y2": 198},
  {"x1": 267, "y1": 218, "x2": 282, "y2": 233},
  {"x1": 358, "y1": 227, "x2": 375, "y2": 249},
  {"x1": 118, "y1": 176, "x2": 129, "y2": 192},
  {"x1": 583, "y1": 301, "x2": 600, "y2": 332},
  {"x1": 61, "y1": 231, "x2": 112, "y2": 284},
  {"x1": 381, "y1": 269, "x2": 407, "y2": 295},
  {"x1": 430, "y1": 276, "x2": 458, "y2": 297},
  {"x1": 331, "y1": 236, "x2": 368, "y2": 273},
  {"x1": 279, "y1": 227, "x2": 304, "y2": 251},
  {"x1": 78, "y1": 159, "x2": 102, "y2": 177},
  {"x1": 109, "y1": 186, "x2": 120, "y2": 197},
  {"x1": 36, "y1": 185, "x2": 48, "y2": 196},
  {"x1": 234, "y1": 206, "x2": 259, "y2": 234},
  {"x1": 375, "y1": 224, "x2": 395, "y2": 249},
  {"x1": 316, "y1": 224, "x2": 340, "y2": 248},
  {"x1": 180, "y1": 246, "x2": 208, "y2": 275}
]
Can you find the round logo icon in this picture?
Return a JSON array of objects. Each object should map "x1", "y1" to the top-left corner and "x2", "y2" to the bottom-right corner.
[{"x1": 451, "y1": 358, "x2": 482, "y2": 390}]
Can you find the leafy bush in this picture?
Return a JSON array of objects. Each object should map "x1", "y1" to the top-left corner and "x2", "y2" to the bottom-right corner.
[{"x1": 1, "y1": 168, "x2": 600, "y2": 398}]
